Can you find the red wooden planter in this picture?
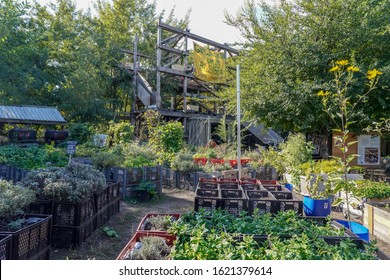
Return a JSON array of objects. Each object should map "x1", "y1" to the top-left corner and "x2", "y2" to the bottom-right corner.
[
  {"x1": 194, "y1": 158, "x2": 208, "y2": 165},
  {"x1": 210, "y1": 158, "x2": 224, "y2": 165}
]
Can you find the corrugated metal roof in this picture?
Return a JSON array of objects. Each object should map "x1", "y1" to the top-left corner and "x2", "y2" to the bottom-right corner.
[
  {"x1": 0, "y1": 105, "x2": 66, "y2": 124},
  {"x1": 244, "y1": 122, "x2": 284, "y2": 145}
]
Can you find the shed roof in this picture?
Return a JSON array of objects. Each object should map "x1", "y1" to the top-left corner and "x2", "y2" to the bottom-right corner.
[
  {"x1": 0, "y1": 105, "x2": 66, "y2": 125},
  {"x1": 244, "y1": 122, "x2": 284, "y2": 146}
]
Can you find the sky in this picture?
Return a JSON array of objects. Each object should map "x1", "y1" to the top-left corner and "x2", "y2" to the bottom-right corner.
[{"x1": 34, "y1": 0, "x2": 250, "y2": 45}]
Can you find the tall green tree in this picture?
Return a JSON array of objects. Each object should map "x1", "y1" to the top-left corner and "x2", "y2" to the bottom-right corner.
[
  {"x1": 33, "y1": 0, "x2": 113, "y2": 123},
  {"x1": 225, "y1": 0, "x2": 390, "y2": 133},
  {"x1": 0, "y1": 0, "x2": 49, "y2": 105}
]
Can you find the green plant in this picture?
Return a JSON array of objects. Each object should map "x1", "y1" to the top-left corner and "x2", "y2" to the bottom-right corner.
[
  {"x1": 354, "y1": 180, "x2": 390, "y2": 199},
  {"x1": 145, "y1": 215, "x2": 175, "y2": 231},
  {"x1": 102, "y1": 226, "x2": 119, "y2": 238},
  {"x1": 134, "y1": 180, "x2": 156, "y2": 195},
  {"x1": 261, "y1": 133, "x2": 314, "y2": 182},
  {"x1": 171, "y1": 150, "x2": 201, "y2": 173},
  {"x1": 21, "y1": 162, "x2": 106, "y2": 203},
  {"x1": 128, "y1": 236, "x2": 171, "y2": 260},
  {"x1": 68, "y1": 123, "x2": 94, "y2": 144},
  {"x1": 0, "y1": 179, "x2": 36, "y2": 225},
  {"x1": 318, "y1": 59, "x2": 383, "y2": 222},
  {"x1": 106, "y1": 121, "x2": 134, "y2": 146}
]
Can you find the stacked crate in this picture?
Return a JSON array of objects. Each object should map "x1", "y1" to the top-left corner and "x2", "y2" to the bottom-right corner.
[{"x1": 194, "y1": 178, "x2": 303, "y2": 216}]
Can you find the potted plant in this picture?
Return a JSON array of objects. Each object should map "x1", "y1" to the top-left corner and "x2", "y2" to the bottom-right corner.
[
  {"x1": 303, "y1": 175, "x2": 336, "y2": 216},
  {"x1": 133, "y1": 180, "x2": 157, "y2": 202},
  {"x1": 0, "y1": 179, "x2": 52, "y2": 259}
]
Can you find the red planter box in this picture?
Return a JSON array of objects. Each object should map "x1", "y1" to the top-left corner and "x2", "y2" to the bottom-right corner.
[
  {"x1": 210, "y1": 158, "x2": 224, "y2": 165},
  {"x1": 116, "y1": 231, "x2": 177, "y2": 260},
  {"x1": 136, "y1": 213, "x2": 180, "y2": 233},
  {"x1": 194, "y1": 158, "x2": 208, "y2": 165}
]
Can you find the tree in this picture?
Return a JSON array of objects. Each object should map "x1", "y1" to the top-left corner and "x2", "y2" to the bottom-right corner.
[
  {"x1": 0, "y1": 0, "x2": 49, "y2": 105},
  {"x1": 225, "y1": 0, "x2": 390, "y2": 133}
]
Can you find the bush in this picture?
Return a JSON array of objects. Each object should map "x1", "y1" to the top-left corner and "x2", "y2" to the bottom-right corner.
[
  {"x1": 107, "y1": 121, "x2": 134, "y2": 146},
  {"x1": 0, "y1": 180, "x2": 36, "y2": 225},
  {"x1": 68, "y1": 123, "x2": 94, "y2": 144},
  {"x1": 354, "y1": 180, "x2": 390, "y2": 199},
  {"x1": 21, "y1": 162, "x2": 106, "y2": 203}
]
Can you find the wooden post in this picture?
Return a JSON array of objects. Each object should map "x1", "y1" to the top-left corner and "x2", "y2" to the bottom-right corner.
[
  {"x1": 367, "y1": 204, "x2": 374, "y2": 234},
  {"x1": 131, "y1": 35, "x2": 138, "y2": 124}
]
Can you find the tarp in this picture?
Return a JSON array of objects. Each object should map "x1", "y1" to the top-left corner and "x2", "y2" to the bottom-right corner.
[{"x1": 193, "y1": 42, "x2": 226, "y2": 84}]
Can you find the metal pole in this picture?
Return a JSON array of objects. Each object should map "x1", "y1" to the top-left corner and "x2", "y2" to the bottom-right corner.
[{"x1": 237, "y1": 64, "x2": 241, "y2": 180}]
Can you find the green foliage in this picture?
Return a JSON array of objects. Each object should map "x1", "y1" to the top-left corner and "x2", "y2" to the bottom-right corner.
[
  {"x1": 102, "y1": 226, "x2": 119, "y2": 238},
  {"x1": 354, "y1": 180, "x2": 390, "y2": 199},
  {"x1": 169, "y1": 210, "x2": 377, "y2": 260},
  {"x1": 106, "y1": 121, "x2": 134, "y2": 146},
  {"x1": 134, "y1": 180, "x2": 156, "y2": 195},
  {"x1": 261, "y1": 133, "x2": 313, "y2": 176},
  {"x1": 0, "y1": 144, "x2": 67, "y2": 169},
  {"x1": 171, "y1": 150, "x2": 201, "y2": 172},
  {"x1": 225, "y1": 0, "x2": 390, "y2": 132},
  {"x1": 145, "y1": 215, "x2": 176, "y2": 231},
  {"x1": 299, "y1": 160, "x2": 342, "y2": 176},
  {"x1": 318, "y1": 60, "x2": 383, "y2": 221},
  {"x1": 68, "y1": 123, "x2": 95, "y2": 143},
  {"x1": 0, "y1": 179, "x2": 36, "y2": 225},
  {"x1": 127, "y1": 236, "x2": 171, "y2": 260},
  {"x1": 21, "y1": 162, "x2": 106, "y2": 203}
]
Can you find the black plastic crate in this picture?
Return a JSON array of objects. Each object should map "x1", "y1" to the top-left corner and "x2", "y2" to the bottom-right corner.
[
  {"x1": 0, "y1": 214, "x2": 52, "y2": 260},
  {"x1": 220, "y1": 186, "x2": 245, "y2": 199},
  {"x1": 246, "y1": 189, "x2": 270, "y2": 199},
  {"x1": 125, "y1": 168, "x2": 143, "y2": 184},
  {"x1": 219, "y1": 197, "x2": 247, "y2": 216},
  {"x1": 197, "y1": 181, "x2": 218, "y2": 189},
  {"x1": 51, "y1": 217, "x2": 95, "y2": 249},
  {"x1": 0, "y1": 234, "x2": 12, "y2": 260},
  {"x1": 94, "y1": 186, "x2": 109, "y2": 212},
  {"x1": 196, "y1": 188, "x2": 219, "y2": 198},
  {"x1": 175, "y1": 171, "x2": 199, "y2": 191},
  {"x1": 194, "y1": 197, "x2": 220, "y2": 212},
  {"x1": 241, "y1": 184, "x2": 264, "y2": 191},
  {"x1": 247, "y1": 192, "x2": 277, "y2": 215},
  {"x1": 271, "y1": 190, "x2": 293, "y2": 199},
  {"x1": 51, "y1": 197, "x2": 96, "y2": 227},
  {"x1": 273, "y1": 193, "x2": 303, "y2": 215}
]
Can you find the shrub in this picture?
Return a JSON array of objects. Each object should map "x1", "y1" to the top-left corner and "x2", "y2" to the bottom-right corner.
[
  {"x1": 0, "y1": 179, "x2": 36, "y2": 225},
  {"x1": 107, "y1": 121, "x2": 134, "y2": 146},
  {"x1": 68, "y1": 123, "x2": 94, "y2": 144},
  {"x1": 21, "y1": 162, "x2": 106, "y2": 203},
  {"x1": 354, "y1": 180, "x2": 390, "y2": 199}
]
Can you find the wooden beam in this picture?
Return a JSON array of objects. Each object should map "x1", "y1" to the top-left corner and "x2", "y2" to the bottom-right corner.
[
  {"x1": 120, "y1": 48, "x2": 149, "y2": 58},
  {"x1": 158, "y1": 44, "x2": 188, "y2": 56},
  {"x1": 157, "y1": 66, "x2": 194, "y2": 79},
  {"x1": 161, "y1": 33, "x2": 183, "y2": 45},
  {"x1": 159, "y1": 22, "x2": 239, "y2": 54}
]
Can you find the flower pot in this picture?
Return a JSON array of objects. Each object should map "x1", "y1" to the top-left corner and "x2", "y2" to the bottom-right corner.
[
  {"x1": 194, "y1": 158, "x2": 208, "y2": 165},
  {"x1": 335, "y1": 219, "x2": 370, "y2": 242},
  {"x1": 303, "y1": 196, "x2": 332, "y2": 217},
  {"x1": 284, "y1": 183, "x2": 293, "y2": 192}
]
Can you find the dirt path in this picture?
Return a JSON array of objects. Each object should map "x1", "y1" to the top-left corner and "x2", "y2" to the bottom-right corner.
[
  {"x1": 50, "y1": 188, "x2": 195, "y2": 260},
  {"x1": 50, "y1": 187, "x2": 390, "y2": 260}
]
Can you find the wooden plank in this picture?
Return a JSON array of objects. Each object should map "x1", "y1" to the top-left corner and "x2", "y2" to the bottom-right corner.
[
  {"x1": 159, "y1": 22, "x2": 239, "y2": 54},
  {"x1": 367, "y1": 204, "x2": 374, "y2": 233}
]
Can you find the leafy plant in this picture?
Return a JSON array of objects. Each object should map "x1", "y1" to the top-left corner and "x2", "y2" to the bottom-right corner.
[
  {"x1": 21, "y1": 162, "x2": 106, "y2": 203},
  {"x1": 106, "y1": 121, "x2": 134, "y2": 146},
  {"x1": 128, "y1": 236, "x2": 171, "y2": 260},
  {"x1": 102, "y1": 226, "x2": 119, "y2": 238},
  {"x1": 144, "y1": 215, "x2": 176, "y2": 231},
  {"x1": 134, "y1": 180, "x2": 156, "y2": 195},
  {"x1": 68, "y1": 123, "x2": 95, "y2": 144},
  {"x1": 318, "y1": 60, "x2": 383, "y2": 222},
  {"x1": 0, "y1": 179, "x2": 36, "y2": 225},
  {"x1": 171, "y1": 150, "x2": 201, "y2": 173},
  {"x1": 354, "y1": 180, "x2": 390, "y2": 199}
]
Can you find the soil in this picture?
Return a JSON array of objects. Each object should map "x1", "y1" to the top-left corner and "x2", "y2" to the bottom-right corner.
[{"x1": 50, "y1": 187, "x2": 390, "y2": 260}]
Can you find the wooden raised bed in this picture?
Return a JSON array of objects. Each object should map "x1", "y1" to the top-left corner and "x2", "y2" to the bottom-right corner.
[{"x1": 364, "y1": 203, "x2": 390, "y2": 244}]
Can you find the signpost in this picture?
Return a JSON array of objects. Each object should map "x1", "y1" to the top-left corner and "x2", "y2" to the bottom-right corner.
[{"x1": 67, "y1": 141, "x2": 78, "y2": 164}]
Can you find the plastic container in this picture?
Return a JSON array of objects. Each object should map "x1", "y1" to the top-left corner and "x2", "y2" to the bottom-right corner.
[
  {"x1": 284, "y1": 183, "x2": 293, "y2": 192},
  {"x1": 335, "y1": 220, "x2": 370, "y2": 242},
  {"x1": 303, "y1": 196, "x2": 332, "y2": 217}
]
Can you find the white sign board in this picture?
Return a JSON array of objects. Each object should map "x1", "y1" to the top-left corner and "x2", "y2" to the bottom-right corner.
[
  {"x1": 357, "y1": 135, "x2": 380, "y2": 165},
  {"x1": 67, "y1": 141, "x2": 78, "y2": 155}
]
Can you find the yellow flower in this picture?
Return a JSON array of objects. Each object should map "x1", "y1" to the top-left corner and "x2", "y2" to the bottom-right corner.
[
  {"x1": 336, "y1": 60, "x2": 349, "y2": 66},
  {"x1": 367, "y1": 69, "x2": 383, "y2": 80},
  {"x1": 347, "y1": 66, "x2": 360, "y2": 72},
  {"x1": 317, "y1": 90, "x2": 330, "y2": 97},
  {"x1": 329, "y1": 66, "x2": 339, "y2": 72}
]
